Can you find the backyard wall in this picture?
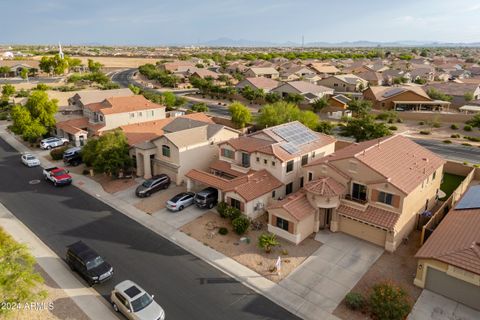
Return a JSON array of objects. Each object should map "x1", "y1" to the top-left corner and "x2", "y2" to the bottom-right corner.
[{"x1": 371, "y1": 110, "x2": 473, "y2": 124}]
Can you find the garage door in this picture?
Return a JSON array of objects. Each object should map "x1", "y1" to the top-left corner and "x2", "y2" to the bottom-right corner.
[
  {"x1": 339, "y1": 216, "x2": 386, "y2": 247},
  {"x1": 154, "y1": 163, "x2": 178, "y2": 184},
  {"x1": 425, "y1": 267, "x2": 480, "y2": 310}
]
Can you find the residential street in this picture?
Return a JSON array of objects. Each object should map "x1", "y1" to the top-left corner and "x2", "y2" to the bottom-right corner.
[
  {"x1": 0, "y1": 137, "x2": 298, "y2": 320},
  {"x1": 413, "y1": 139, "x2": 480, "y2": 164}
]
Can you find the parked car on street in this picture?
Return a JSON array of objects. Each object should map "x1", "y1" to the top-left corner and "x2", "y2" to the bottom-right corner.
[
  {"x1": 63, "y1": 147, "x2": 82, "y2": 166},
  {"x1": 40, "y1": 137, "x2": 69, "y2": 150},
  {"x1": 135, "y1": 174, "x2": 170, "y2": 198},
  {"x1": 166, "y1": 192, "x2": 195, "y2": 211},
  {"x1": 43, "y1": 167, "x2": 72, "y2": 186},
  {"x1": 194, "y1": 187, "x2": 218, "y2": 209},
  {"x1": 21, "y1": 153, "x2": 41, "y2": 167},
  {"x1": 66, "y1": 241, "x2": 113, "y2": 286},
  {"x1": 110, "y1": 280, "x2": 165, "y2": 320}
]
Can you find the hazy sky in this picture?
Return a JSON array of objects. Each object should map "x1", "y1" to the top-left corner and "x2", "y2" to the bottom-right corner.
[{"x1": 1, "y1": 0, "x2": 480, "y2": 45}]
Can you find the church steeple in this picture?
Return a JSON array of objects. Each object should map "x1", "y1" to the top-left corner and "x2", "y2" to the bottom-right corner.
[{"x1": 58, "y1": 42, "x2": 64, "y2": 59}]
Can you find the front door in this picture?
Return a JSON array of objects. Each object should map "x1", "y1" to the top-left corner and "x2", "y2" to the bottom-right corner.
[{"x1": 321, "y1": 208, "x2": 333, "y2": 229}]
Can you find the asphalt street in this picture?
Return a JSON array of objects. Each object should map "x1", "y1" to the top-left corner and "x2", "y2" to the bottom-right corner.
[
  {"x1": 413, "y1": 139, "x2": 480, "y2": 164},
  {"x1": 0, "y1": 137, "x2": 298, "y2": 320}
]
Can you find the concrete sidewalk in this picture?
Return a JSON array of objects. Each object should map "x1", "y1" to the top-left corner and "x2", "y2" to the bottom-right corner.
[
  {"x1": 0, "y1": 125, "x2": 338, "y2": 320},
  {"x1": 0, "y1": 203, "x2": 118, "y2": 320}
]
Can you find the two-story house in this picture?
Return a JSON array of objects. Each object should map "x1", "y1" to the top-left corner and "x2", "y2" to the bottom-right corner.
[
  {"x1": 244, "y1": 67, "x2": 280, "y2": 79},
  {"x1": 56, "y1": 95, "x2": 166, "y2": 146},
  {"x1": 267, "y1": 135, "x2": 445, "y2": 250},
  {"x1": 317, "y1": 74, "x2": 369, "y2": 93},
  {"x1": 185, "y1": 121, "x2": 336, "y2": 219}
]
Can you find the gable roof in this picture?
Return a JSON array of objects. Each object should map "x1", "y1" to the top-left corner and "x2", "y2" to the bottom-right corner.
[
  {"x1": 415, "y1": 205, "x2": 480, "y2": 275},
  {"x1": 305, "y1": 135, "x2": 445, "y2": 194},
  {"x1": 366, "y1": 86, "x2": 431, "y2": 101},
  {"x1": 309, "y1": 63, "x2": 340, "y2": 74},
  {"x1": 163, "y1": 123, "x2": 226, "y2": 148},
  {"x1": 85, "y1": 95, "x2": 164, "y2": 115},
  {"x1": 304, "y1": 177, "x2": 346, "y2": 197},
  {"x1": 268, "y1": 190, "x2": 316, "y2": 221},
  {"x1": 236, "y1": 77, "x2": 280, "y2": 91},
  {"x1": 72, "y1": 88, "x2": 134, "y2": 105},
  {"x1": 337, "y1": 204, "x2": 400, "y2": 230},
  {"x1": 424, "y1": 82, "x2": 480, "y2": 96},
  {"x1": 273, "y1": 81, "x2": 333, "y2": 95},
  {"x1": 246, "y1": 67, "x2": 279, "y2": 75}
]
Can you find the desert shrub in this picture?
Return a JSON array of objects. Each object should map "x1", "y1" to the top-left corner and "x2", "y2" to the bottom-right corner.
[
  {"x1": 0, "y1": 113, "x2": 7, "y2": 120},
  {"x1": 388, "y1": 125, "x2": 398, "y2": 131},
  {"x1": 418, "y1": 121, "x2": 425, "y2": 125},
  {"x1": 464, "y1": 136, "x2": 480, "y2": 142},
  {"x1": 216, "y1": 201, "x2": 229, "y2": 218},
  {"x1": 224, "y1": 206, "x2": 241, "y2": 220},
  {"x1": 369, "y1": 282, "x2": 411, "y2": 320},
  {"x1": 419, "y1": 130, "x2": 430, "y2": 135},
  {"x1": 464, "y1": 125, "x2": 473, "y2": 131},
  {"x1": 345, "y1": 292, "x2": 365, "y2": 311},
  {"x1": 258, "y1": 233, "x2": 279, "y2": 253},
  {"x1": 462, "y1": 143, "x2": 472, "y2": 147},
  {"x1": 49, "y1": 146, "x2": 68, "y2": 160},
  {"x1": 218, "y1": 227, "x2": 228, "y2": 235},
  {"x1": 451, "y1": 133, "x2": 461, "y2": 138},
  {"x1": 82, "y1": 169, "x2": 90, "y2": 175},
  {"x1": 450, "y1": 124, "x2": 459, "y2": 130},
  {"x1": 232, "y1": 216, "x2": 250, "y2": 235},
  {"x1": 443, "y1": 140, "x2": 452, "y2": 144}
]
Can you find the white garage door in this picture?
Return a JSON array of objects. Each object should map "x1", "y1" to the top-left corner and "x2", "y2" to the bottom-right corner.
[
  {"x1": 154, "y1": 163, "x2": 178, "y2": 184},
  {"x1": 339, "y1": 215, "x2": 386, "y2": 247},
  {"x1": 425, "y1": 267, "x2": 480, "y2": 311}
]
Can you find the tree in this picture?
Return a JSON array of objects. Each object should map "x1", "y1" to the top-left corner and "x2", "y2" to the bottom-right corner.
[
  {"x1": 265, "y1": 92, "x2": 281, "y2": 103},
  {"x1": 257, "y1": 101, "x2": 319, "y2": 129},
  {"x1": 22, "y1": 119, "x2": 48, "y2": 142},
  {"x1": 162, "y1": 91, "x2": 177, "y2": 107},
  {"x1": 88, "y1": 59, "x2": 103, "y2": 73},
  {"x1": 0, "y1": 66, "x2": 10, "y2": 78},
  {"x1": 20, "y1": 68, "x2": 29, "y2": 80},
  {"x1": 81, "y1": 131, "x2": 132, "y2": 175},
  {"x1": 316, "y1": 121, "x2": 335, "y2": 135},
  {"x1": 191, "y1": 103, "x2": 209, "y2": 112},
  {"x1": 312, "y1": 97, "x2": 329, "y2": 113},
  {"x1": 347, "y1": 99, "x2": 372, "y2": 117},
  {"x1": 1, "y1": 84, "x2": 16, "y2": 99},
  {"x1": 427, "y1": 88, "x2": 453, "y2": 102},
  {"x1": 25, "y1": 90, "x2": 58, "y2": 130},
  {"x1": 284, "y1": 93, "x2": 304, "y2": 104},
  {"x1": 128, "y1": 84, "x2": 142, "y2": 95},
  {"x1": 369, "y1": 282, "x2": 411, "y2": 320},
  {"x1": 258, "y1": 233, "x2": 279, "y2": 253},
  {"x1": 340, "y1": 115, "x2": 392, "y2": 142},
  {"x1": 466, "y1": 113, "x2": 480, "y2": 128},
  {"x1": 0, "y1": 227, "x2": 46, "y2": 318},
  {"x1": 297, "y1": 110, "x2": 320, "y2": 130},
  {"x1": 39, "y1": 54, "x2": 69, "y2": 75},
  {"x1": 10, "y1": 105, "x2": 33, "y2": 134},
  {"x1": 229, "y1": 101, "x2": 251, "y2": 128},
  {"x1": 464, "y1": 91, "x2": 474, "y2": 102}
]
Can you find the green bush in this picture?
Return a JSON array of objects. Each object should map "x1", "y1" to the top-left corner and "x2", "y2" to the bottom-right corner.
[
  {"x1": 462, "y1": 143, "x2": 472, "y2": 147},
  {"x1": 464, "y1": 136, "x2": 480, "y2": 142},
  {"x1": 258, "y1": 233, "x2": 280, "y2": 253},
  {"x1": 369, "y1": 282, "x2": 411, "y2": 320},
  {"x1": 218, "y1": 227, "x2": 228, "y2": 235},
  {"x1": 388, "y1": 125, "x2": 398, "y2": 131},
  {"x1": 432, "y1": 122, "x2": 441, "y2": 128},
  {"x1": 216, "y1": 201, "x2": 229, "y2": 218},
  {"x1": 224, "y1": 206, "x2": 241, "y2": 220},
  {"x1": 345, "y1": 292, "x2": 365, "y2": 311},
  {"x1": 451, "y1": 134, "x2": 461, "y2": 138},
  {"x1": 443, "y1": 140, "x2": 452, "y2": 144},
  {"x1": 464, "y1": 125, "x2": 473, "y2": 132},
  {"x1": 418, "y1": 121, "x2": 425, "y2": 125},
  {"x1": 232, "y1": 216, "x2": 250, "y2": 235},
  {"x1": 450, "y1": 124, "x2": 459, "y2": 130},
  {"x1": 419, "y1": 130, "x2": 430, "y2": 135},
  {"x1": 50, "y1": 146, "x2": 68, "y2": 160}
]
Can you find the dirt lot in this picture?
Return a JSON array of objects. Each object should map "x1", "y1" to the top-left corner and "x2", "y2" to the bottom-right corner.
[
  {"x1": 333, "y1": 231, "x2": 422, "y2": 320},
  {"x1": 7, "y1": 265, "x2": 89, "y2": 320},
  {"x1": 90, "y1": 173, "x2": 137, "y2": 194},
  {"x1": 31, "y1": 56, "x2": 159, "y2": 68},
  {"x1": 181, "y1": 211, "x2": 321, "y2": 282},
  {"x1": 134, "y1": 185, "x2": 187, "y2": 214}
]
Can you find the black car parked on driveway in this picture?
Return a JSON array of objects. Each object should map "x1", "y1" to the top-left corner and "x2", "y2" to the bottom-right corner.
[
  {"x1": 194, "y1": 187, "x2": 218, "y2": 209},
  {"x1": 135, "y1": 174, "x2": 171, "y2": 198},
  {"x1": 63, "y1": 147, "x2": 82, "y2": 166},
  {"x1": 66, "y1": 241, "x2": 113, "y2": 286}
]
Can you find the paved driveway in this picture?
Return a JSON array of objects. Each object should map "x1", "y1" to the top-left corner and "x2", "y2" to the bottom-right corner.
[
  {"x1": 408, "y1": 290, "x2": 480, "y2": 320},
  {"x1": 279, "y1": 231, "x2": 383, "y2": 314}
]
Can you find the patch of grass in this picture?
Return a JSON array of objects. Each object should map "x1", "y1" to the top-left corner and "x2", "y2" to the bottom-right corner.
[{"x1": 440, "y1": 173, "x2": 465, "y2": 200}]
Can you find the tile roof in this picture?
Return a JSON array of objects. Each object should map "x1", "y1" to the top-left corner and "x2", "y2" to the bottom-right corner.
[
  {"x1": 186, "y1": 169, "x2": 282, "y2": 202},
  {"x1": 98, "y1": 95, "x2": 165, "y2": 115},
  {"x1": 163, "y1": 124, "x2": 226, "y2": 148},
  {"x1": 367, "y1": 86, "x2": 431, "y2": 101},
  {"x1": 309, "y1": 63, "x2": 340, "y2": 74},
  {"x1": 222, "y1": 136, "x2": 275, "y2": 153},
  {"x1": 305, "y1": 135, "x2": 445, "y2": 194},
  {"x1": 56, "y1": 117, "x2": 89, "y2": 135},
  {"x1": 337, "y1": 204, "x2": 399, "y2": 230},
  {"x1": 237, "y1": 77, "x2": 280, "y2": 91},
  {"x1": 72, "y1": 88, "x2": 134, "y2": 105},
  {"x1": 304, "y1": 177, "x2": 346, "y2": 197},
  {"x1": 415, "y1": 207, "x2": 480, "y2": 275},
  {"x1": 247, "y1": 67, "x2": 279, "y2": 75},
  {"x1": 274, "y1": 80, "x2": 333, "y2": 95},
  {"x1": 424, "y1": 82, "x2": 480, "y2": 96},
  {"x1": 209, "y1": 160, "x2": 255, "y2": 178},
  {"x1": 268, "y1": 190, "x2": 316, "y2": 221}
]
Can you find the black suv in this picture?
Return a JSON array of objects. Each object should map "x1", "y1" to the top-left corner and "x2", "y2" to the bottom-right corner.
[
  {"x1": 66, "y1": 241, "x2": 113, "y2": 286},
  {"x1": 63, "y1": 147, "x2": 82, "y2": 166},
  {"x1": 194, "y1": 187, "x2": 218, "y2": 209},
  {"x1": 135, "y1": 174, "x2": 171, "y2": 197}
]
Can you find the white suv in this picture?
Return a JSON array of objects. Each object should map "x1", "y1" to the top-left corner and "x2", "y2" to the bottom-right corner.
[
  {"x1": 111, "y1": 280, "x2": 165, "y2": 320},
  {"x1": 40, "y1": 137, "x2": 69, "y2": 150}
]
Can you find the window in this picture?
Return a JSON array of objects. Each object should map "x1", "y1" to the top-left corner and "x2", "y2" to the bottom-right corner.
[
  {"x1": 149, "y1": 110, "x2": 154, "y2": 117},
  {"x1": 286, "y1": 160, "x2": 294, "y2": 173},
  {"x1": 221, "y1": 148, "x2": 234, "y2": 159},
  {"x1": 301, "y1": 154, "x2": 308, "y2": 166},
  {"x1": 138, "y1": 112, "x2": 142, "y2": 117},
  {"x1": 162, "y1": 145, "x2": 170, "y2": 157},
  {"x1": 312, "y1": 151, "x2": 315, "y2": 158},
  {"x1": 272, "y1": 190, "x2": 276, "y2": 198},
  {"x1": 378, "y1": 191, "x2": 393, "y2": 205},
  {"x1": 286, "y1": 182, "x2": 293, "y2": 195},
  {"x1": 334, "y1": 83, "x2": 338, "y2": 87},
  {"x1": 276, "y1": 217, "x2": 289, "y2": 232},
  {"x1": 130, "y1": 113, "x2": 135, "y2": 118},
  {"x1": 272, "y1": 161, "x2": 275, "y2": 167},
  {"x1": 348, "y1": 161, "x2": 358, "y2": 173},
  {"x1": 230, "y1": 198, "x2": 241, "y2": 210},
  {"x1": 264, "y1": 159, "x2": 267, "y2": 165},
  {"x1": 308, "y1": 172, "x2": 313, "y2": 181},
  {"x1": 256, "y1": 157, "x2": 260, "y2": 162},
  {"x1": 432, "y1": 171, "x2": 436, "y2": 180},
  {"x1": 241, "y1": 152, "x2": 250, "y2": 168},
  {"x1": 300, "y1": 177, "x2": 304, "y2": 188},
  {"x1": 352, "y1": 183, "x2": 367, "y2": 201},
  {"x1": 99, "y1": 115, "x2": 104, "y2": 122}
]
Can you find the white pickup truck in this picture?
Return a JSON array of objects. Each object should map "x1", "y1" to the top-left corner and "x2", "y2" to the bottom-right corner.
[{"x1": 43, "y1": 167, "x2": 72, "y2": 186}]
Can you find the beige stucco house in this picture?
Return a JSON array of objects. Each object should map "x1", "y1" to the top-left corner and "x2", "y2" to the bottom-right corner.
[
  {"x1": 317, "y1": 74, "x2": 369, "y2": 93},
  {"x1": 244, "y1": 67, "x2": 280, "y2": 79},
  {"x1": 414, "y1": 185, "x2": 480, "y2": 311},
  {"x1": 186, "y1": 121, "x2": 336, "y2": 219},
  {"x1": 267, "y1": 135, "x2": 445, "y2": 250},
  {"x1": 271, "y1": 81, "x2": 334, "y2": 102}
]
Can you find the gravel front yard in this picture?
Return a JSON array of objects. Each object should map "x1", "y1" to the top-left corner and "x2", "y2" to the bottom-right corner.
[
  {"x1": 134, "y1": 185, "x2": 187, "y2": 214},
  {"x1": 181, "y1": 211, "x2": 321, "y2": 282}
]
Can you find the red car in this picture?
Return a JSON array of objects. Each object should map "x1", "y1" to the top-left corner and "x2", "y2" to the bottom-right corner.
[{"x1": 43, "y1": 167, "x2": 72, "y2": 186}]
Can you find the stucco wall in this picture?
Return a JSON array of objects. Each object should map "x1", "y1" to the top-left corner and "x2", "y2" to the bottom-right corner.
[{"x1": 101, "y1": 107, "x2": 166, "y2": 131}]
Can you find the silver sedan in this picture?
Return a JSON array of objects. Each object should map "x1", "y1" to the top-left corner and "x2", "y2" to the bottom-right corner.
[
  {"x1": 166, "y1": 192, "x2": 195, "y2": 211},
  {"x1": 21, "y1": 154, "x2": 41, "y2": 167}
]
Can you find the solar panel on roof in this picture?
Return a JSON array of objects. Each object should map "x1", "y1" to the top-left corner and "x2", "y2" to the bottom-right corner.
[
  {"x1": 455, "y1": 185, "x2": 480, "y2": 210},
  {"x1": 382, "y1": 87, "x2": 405, "y2": 98},
  {"x1": 272, "y1": 123, "x2": 317, "y2": 148},
  {"x1": 280, "y1": 142, "x2": 299, "y2": 154}
]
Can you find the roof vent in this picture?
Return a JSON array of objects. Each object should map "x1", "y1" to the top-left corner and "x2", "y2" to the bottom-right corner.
[{"x1": 422, "y1": 157, "x2": 429, "y2": 162}]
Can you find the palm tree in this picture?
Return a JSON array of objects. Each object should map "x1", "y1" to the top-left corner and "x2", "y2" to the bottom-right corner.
[{"x1": 258, "y1": 233, "x2": 279, "y2": 253}]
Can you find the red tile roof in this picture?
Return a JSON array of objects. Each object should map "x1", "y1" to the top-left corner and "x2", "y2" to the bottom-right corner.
[
  {"x1": 416, "y1": 207, "x2": 480, "y2": 275},
  {"x1": 85, "y1": 95, "x2": 165, "y2": 115},
  {"x1": 222, "y1": 136, "x2": 274, "y2": 153},
  {"x1": 337, "y1": 204, "x2": 400, "y2": 230},
  {"x1": 304, "y1": 177, "x2": 346, "y2": 197},
  {"x1": 56, "y1": 117, "x2": 89, "y2": 135},
  {"x1": 268, "y1": 190, "x2": 316, "y2": 221},
  {"x1": 306, "y1": 135, "x2": 445, "y2": 194},
  {"x1": 209, "y1": 160, "x2": 254, "y2": 178}
]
